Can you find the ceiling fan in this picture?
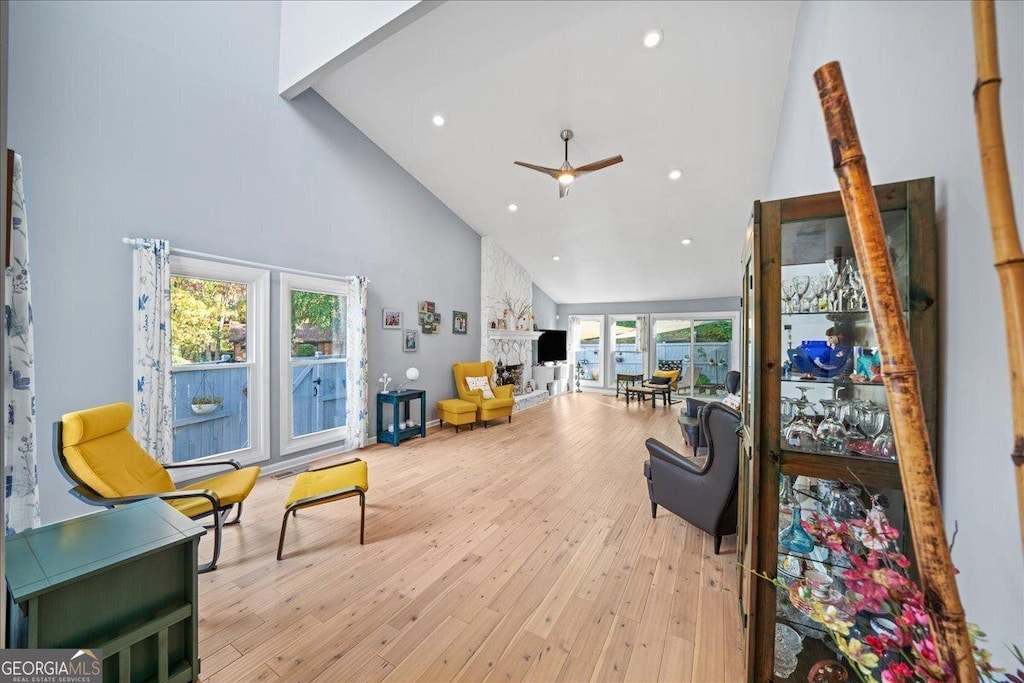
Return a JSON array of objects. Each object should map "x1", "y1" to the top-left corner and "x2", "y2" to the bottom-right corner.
[{"x1": 514, "y1": 130, "x2": 623, "y2": 198}]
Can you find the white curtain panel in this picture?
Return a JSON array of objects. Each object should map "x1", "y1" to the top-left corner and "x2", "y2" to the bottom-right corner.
[
  {"x1": 4, "y1": 152, "x2": 40, "y2": 534},
  {"x1": 567, "y1": 315, "x2": 582, "y2": 384},
  {"x1": 132, "y1": 238, "x2": 173, "y2": 463},
  {"x1": 635, "y1": 314, "x2": 650, "y2": 354},
  {"x1": 345, "y1": 276, "x2": 369, "y2": 449}
]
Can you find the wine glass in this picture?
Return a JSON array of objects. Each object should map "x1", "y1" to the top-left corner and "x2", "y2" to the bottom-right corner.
[
  {"x1": 810, "y1": 276, "x2": 828, "y2": 312},
  {"x1": 784, "y1": 387, "x2": 818, "y2": 452},
  {"x1": 869, "y1": 408, "x2": 897, "y2": 460},
  {"x1": 793, "y1": 275, "x2": 811, "y2": 313},
  {"x1": 815, "y1": 399, "x2": 848, "y2": 455},
  {"x1": 781, "y1": 280, "x2": 796, "y2": 314}
]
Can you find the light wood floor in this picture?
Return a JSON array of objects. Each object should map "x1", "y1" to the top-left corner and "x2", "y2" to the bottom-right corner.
[{"x1": 196, "y1": 392, "x2": 744, "y2": 682}]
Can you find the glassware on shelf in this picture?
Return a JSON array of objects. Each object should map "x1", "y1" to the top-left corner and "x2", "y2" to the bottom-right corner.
[
  {"x1": 778, "y1": 498, "x2": 816, "y2": 554},
  {"x1": 815, "y1": 399, "x2": 848, "y2": 454},
  {"x1": 781, "y1": 280, "x2": 796, "y2": 314},
  {"x1": 773, "y1": 624, "x2": 803, "y2": 679},
  {"x1": 869, "y1": 408, "x2": 897, "y2": 460},
  {"x1": 783, "y1": 395, "x2": 818, "y2": 452},
  {"x1": 811, "y1": 275, "x2": 829, "y2": 312},
  {"x1": 822, "y1": 483, "x2": 864, "y2": 523},
  {"x1": 793, "y1": 275, "x2": 811, "y2": 313},
  {"x1": 843, "y1": 399, "x2": 871, "y2": 438}
]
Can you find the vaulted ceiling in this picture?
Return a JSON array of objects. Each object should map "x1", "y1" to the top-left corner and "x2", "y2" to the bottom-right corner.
[{"x1": 315, "y1": 1, "x2": 800, "y2": 304}]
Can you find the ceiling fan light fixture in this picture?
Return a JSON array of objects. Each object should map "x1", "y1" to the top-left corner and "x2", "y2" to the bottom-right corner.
[
  {"x1": 558, "y1": 173, "x2": 575, "y2": 185},
  {"x1": 643, "y1": 29, "x2": 663, "y2": 48}
]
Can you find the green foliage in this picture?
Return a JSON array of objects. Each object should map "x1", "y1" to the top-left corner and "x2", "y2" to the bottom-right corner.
[
  {"x1": 694, "y1": 320, "x2": 733, "y2": 342},
  {"x1": 191, "y1": 396, "x2": 222, "y2": 406},
  {"x1": 171, "y1": 276, "x2": 246, "y2": 363},
  {"x1": 296, "y1": 343, "x2": 316, "y2": 357},
  {"x1": 291, "y1": 291, "x2": 342, "y2": 333},
  {"x1": 696, "y1": 374, "x2": 711, "y2": 385}
]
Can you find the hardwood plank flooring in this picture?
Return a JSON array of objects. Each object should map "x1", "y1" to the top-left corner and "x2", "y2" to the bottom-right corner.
[{"x1": 197, "y1": 392, "x2": 742, "y2": 682}]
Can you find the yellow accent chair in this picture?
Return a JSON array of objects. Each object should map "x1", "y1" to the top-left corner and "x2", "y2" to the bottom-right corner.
[
  {"x1": 53, "y1": 402, "x2": 260, "y2": 572},
  {"x1": 452, "y1": 361, "x2": 515, "y2": 427}
]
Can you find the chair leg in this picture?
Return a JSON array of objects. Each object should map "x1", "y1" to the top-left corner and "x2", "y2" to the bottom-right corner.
[
  {"x1": 277, "y1": 506, "x2": 294, "y2": 561},
  {"x1": 198, "y1": 508, "x2": 224, "y2": 573},
  {"x1": 508, "y1": 415, "x2": 512, "y2": 424},
  {"x1": 359, "y1": 492, "x2": 366, "y2": 545},
  {"x1": 651, "y1": 501, "x2": 657, "y2": 518}
]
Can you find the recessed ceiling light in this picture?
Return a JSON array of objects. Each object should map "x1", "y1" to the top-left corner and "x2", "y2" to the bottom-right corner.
[
  {"x1": 552, "y1": 255, "x2": 561, "y2": 261},
  {"x1": 668, "y1": 169, "x2": 682, "y2": 180},
  {"x1": 508, "y1": 203, "x2": 518, "y2": 212},
  {"x1": 643, "y1": 29, "x2": 663, "y2": 49},
  {"x1": 681, "y1": 238, "x2": 693, "y2": 245},
  {"x1": 432, "y1": 114, "x2": 445, "y2": 127}
]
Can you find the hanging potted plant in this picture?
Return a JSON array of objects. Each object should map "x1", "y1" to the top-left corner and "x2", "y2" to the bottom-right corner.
[
  {"x1": 190, "y1": 396, "x2": 222, "y2": 415},
  {"x1": 190, "y1": 371, "x2": 222, "y2": 415}
]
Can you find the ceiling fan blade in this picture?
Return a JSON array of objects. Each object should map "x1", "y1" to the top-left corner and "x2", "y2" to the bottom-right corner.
[
  {"x1": 559, "y1": 182, "x2": 570, "y2": 199},
  {"x1": 574, "y1": 155, "x2": 624, "y2": 175},
  {"x1": 514, "y1": 161, "x2": 562, "y2": 179}
]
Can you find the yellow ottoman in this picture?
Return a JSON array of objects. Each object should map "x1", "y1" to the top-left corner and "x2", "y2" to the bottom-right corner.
[
  {"x1": 436, "y1": 398, "x2": 477, "y2": 433},
  {"x1": 278, "y1": 458, "x2": 368, "y2": 560}
]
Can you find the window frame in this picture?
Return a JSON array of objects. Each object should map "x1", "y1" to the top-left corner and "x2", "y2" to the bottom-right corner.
[
  {"x1": 649, "y1": 310, "x2": 740, "y2": 396},
  {"x1": 169, "y1": 256, "x2": 270, "y2": 466},
  {"x1": 279, "y1": 272, "x2": 350, "y2": 455}
]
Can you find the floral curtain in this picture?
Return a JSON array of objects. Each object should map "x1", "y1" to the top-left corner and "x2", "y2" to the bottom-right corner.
[
  {"x1": 345, "y1": 276, "x2": 369, "y2": 449},
  {"x1": 635, "y1": 314, "x2": 650, "y2": 354},
  {"x1": 567, "y1": 315, "x2": 582, "y2": 388},
  {"x1": 5, "y1": 152, "x2": 40, "y2": 534},
  {"x1": 132, "y1": 238, "x2": 173, "y2": 463}
]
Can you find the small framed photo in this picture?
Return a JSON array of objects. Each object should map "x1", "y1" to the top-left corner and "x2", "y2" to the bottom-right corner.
[
  {"x1": 453, "y1": 310, "x2": 468, "y2": 334},
  {"x1": 403, "y1": 329, "x2": 419, "y2": 352},
  {"x1": 383, "y1": 308, "x2": 402, "y2": 329}
]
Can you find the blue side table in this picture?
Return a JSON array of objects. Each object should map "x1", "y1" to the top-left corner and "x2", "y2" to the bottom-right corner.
[{"x1": 376, "y1": 389, "x2": 427, "y2": 446}]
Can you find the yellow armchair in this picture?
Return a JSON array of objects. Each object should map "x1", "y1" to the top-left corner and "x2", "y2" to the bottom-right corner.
[
  {"x1": 53, "y1": 402, "x2": 260, "y2": 572},
  {"x1": 452, "y1": 361, "x2": 515, "y2": 426}
]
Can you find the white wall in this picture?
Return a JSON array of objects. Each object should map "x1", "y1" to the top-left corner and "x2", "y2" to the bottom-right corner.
[
  {"x1": 278, "y1": 0, "x2": 427, "y2": 97},
  {"x1": 766, "y1": 0, "x2": 1023, "y2": 663}
]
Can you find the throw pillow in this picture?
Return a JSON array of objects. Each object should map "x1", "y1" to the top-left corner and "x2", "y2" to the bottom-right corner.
[
  {"x1": 722, "y1": 392, "x2": 742, "y2": 410},
  {"x1": 647, "y1": 376, "x2": 671, "y2": 386},
  {"x1": 465, "y1": 376, "x2": 495, "y2": 399}
]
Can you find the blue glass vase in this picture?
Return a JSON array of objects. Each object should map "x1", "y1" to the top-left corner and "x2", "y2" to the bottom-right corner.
[{"x1": 779, "y1": 504, "x2": 815, "y2": 555}]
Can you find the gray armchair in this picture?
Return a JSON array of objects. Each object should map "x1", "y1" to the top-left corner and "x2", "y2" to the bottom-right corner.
[{"x1": 644, "y1": 401, "x2": 741, "y2": 554}]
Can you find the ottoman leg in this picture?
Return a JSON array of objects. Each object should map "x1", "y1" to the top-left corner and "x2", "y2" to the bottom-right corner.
[
  {"x1": 277, "y1": 507, "x2": 293, "y2": 561},
  {"x1": 359, "y1": 492, "x2": 366, "y2": 545}
]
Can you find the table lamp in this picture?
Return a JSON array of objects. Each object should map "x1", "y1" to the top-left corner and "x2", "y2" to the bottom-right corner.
[{"x1": 398, "y1": 367, "x2": 419, "y2": 391}]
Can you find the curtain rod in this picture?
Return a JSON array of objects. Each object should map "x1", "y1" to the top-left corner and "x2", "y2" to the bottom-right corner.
[{"x1": 121, "y1": 238, "x2": 368, "y2": 284}]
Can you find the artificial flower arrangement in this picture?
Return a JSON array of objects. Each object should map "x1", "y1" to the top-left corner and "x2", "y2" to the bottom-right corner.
[{"x1": 759, "y1": 489, "x2": 1019, "y2": 683}]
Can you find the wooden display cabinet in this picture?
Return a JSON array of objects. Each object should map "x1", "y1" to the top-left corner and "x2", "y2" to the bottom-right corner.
[{"x1": 737, "y1": 178, "x2": 938, "y2": 681}]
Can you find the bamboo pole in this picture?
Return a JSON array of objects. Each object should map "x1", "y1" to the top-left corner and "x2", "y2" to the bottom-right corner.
[
  {"x1": 973, "y1": 0, "x2": 1024, "y2": 554},
  {"x1": 813, "y1": 61, "x2": 977, "y2": 682}
]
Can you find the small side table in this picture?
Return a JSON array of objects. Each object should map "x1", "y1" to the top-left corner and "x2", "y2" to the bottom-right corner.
[
  {"x1": 376, "y1": 389, "x2": 427, "y2": 447},
  {"x1": 615, "y1": 373, "x2": 644, "y2": 398}
]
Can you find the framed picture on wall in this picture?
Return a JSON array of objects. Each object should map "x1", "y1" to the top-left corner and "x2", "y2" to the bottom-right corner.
[
  {"x1": 453, "y1": 310, "x2": 468, "y2": 334},
  {"x1": 418, "y1": 300, "x2": 439, "y2": 334},
  {"x1": 383, "y1": 308, "x2": 402, "y2": 329},
  {"x1": 403, "y1": 329, "x2": 419, "y2": 352}
]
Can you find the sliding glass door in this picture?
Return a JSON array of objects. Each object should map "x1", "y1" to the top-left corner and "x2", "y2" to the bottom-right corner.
[
  {"x1": 575, "y1": 316, "x2": 604, "y2": 389},
  {"x1": 652, "y1": 314, "x2": 738, "y2": 398},
  {"x1": 610, "y1": 315, "x2": 645, "y2": 379}
]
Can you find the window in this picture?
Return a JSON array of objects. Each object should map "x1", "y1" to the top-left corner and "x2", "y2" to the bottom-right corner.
[
  {"x1": 280, "y1": 273, "x2": 349, "y2": 454},
  {"x1": 610, "y1": 315, "x2": 645, "y2": 378},
  {"x1": 575, "y1": 316, "x2": 605, "y2": 387},
  {"x1": 170, "y1": 257, "x2": 269, "y2": 464}
]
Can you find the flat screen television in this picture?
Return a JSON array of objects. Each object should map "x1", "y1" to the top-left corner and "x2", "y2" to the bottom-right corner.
[{"x1": 536, "y1": 329, "x2": 568, "y2": 363}]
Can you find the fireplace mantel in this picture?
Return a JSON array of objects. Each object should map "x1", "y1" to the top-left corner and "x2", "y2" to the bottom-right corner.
[{"x1": 487, "y1": 330, "x2": 543, "y2": 341}]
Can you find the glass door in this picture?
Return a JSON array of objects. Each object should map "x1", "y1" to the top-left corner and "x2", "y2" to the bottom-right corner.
[
  {"x1": 652, "y1": 317, "x2": 693, "y2": 396},
  {"x1": 692, "y1": 318, "x2": 736, "y2": 398},
  {"x1": 609, "y1": 315, "x2": 644, "y2": 382},
  {"x1": 574, "y1": 316, "x2": 604, "y2": 389}
]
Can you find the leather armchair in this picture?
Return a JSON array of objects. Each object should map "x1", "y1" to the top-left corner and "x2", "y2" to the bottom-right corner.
[
  {"x1": 452, "y1": 361, "x2": 515, "y2": 426},
  {"x1": 644, "y1": 402, "x2": 741, "y2": 554}
]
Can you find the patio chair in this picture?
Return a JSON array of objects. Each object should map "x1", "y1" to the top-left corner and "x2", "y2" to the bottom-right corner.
[{"x1": 53, "y1": 402, "x2": 260, "y2": 572}]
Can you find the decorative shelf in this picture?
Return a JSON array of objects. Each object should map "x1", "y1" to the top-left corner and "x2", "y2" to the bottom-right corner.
[
  {"x1": 487, "y1": 330, "x2": 543, "y2": 341},
  {"x1": 782, "y1": 377, "x2": 884, "y2": 387}
]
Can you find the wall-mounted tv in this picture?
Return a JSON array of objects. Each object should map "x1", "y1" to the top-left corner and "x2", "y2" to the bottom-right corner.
[{"x1": 537, "y1": 329, "x2": 567, "y2": 363}]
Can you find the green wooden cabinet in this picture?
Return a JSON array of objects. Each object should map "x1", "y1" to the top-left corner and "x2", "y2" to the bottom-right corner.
[{"x1": 6, "y1": 498, "x2": 205, "y2": 683}]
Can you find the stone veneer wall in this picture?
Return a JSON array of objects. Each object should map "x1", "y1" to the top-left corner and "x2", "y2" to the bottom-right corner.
[{"x1": 480, "y1": 237, "x2": 533, "y2": 387}]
